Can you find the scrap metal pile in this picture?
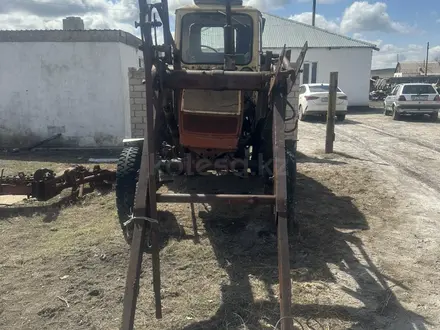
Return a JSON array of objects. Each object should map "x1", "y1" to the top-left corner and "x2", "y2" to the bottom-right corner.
[{"x1": 0, "y1": 165, "x2": 116, "y2": 202}]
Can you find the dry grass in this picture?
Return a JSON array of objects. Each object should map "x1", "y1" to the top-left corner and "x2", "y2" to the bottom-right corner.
[{"x1": 0, "y1": 150, "x2": 425, "y2": 330}]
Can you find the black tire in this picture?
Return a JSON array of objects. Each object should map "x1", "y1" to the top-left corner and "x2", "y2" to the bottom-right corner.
[
  {"x1": 430, "y1": 111, "x2": 438, "y2": 122},
  {"x1": 392, "y1": 106, "x2": 400, "y2": 121},
  {"x1": 115, "y1": 146, "x2": 142, "y2": 245},
  {"x1": 299, "y1": 106, "x2": 306, "y2": 121},
  {"x1": 336, "y1": 114, "x2": 346, "y2": 122}
]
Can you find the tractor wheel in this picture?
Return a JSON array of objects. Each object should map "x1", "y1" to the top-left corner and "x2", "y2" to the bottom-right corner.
[{"x1": 115, "y1": 146, "x2": 142, "y2": 245}]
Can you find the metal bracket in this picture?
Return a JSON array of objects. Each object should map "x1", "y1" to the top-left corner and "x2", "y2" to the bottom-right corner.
[{"x1": 123, "y1": 215, "x2": 159, "y2": 227}]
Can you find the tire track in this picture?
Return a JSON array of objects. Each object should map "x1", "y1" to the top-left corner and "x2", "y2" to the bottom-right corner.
[
  {"x1": 333, "y1": 125, "x2": 440, "y2": 194},
  {"x1": 353, "y1": 122, "x2": 440, "y2": 154}
]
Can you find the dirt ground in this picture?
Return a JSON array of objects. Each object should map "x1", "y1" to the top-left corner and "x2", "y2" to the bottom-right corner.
[{"x1": 1, "y1": 104, "x2": 439, "y2": 330}]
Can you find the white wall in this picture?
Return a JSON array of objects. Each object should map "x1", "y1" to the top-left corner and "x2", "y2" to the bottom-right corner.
[
  {"x1": 0, "y1": 41, "x2": 140, "y2": 147},
  {"x1": 267, "y1": 47, "x2": 373, "y2": 106}
]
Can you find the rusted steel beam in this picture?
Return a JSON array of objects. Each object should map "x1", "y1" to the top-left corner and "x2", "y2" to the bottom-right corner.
[
  {"x1": 163, "y1": 70, "x2": 272, "y2": 91},
  {"x1": 272, "y1": 88, "x2": 293, "y2": 330},
  {"x1": 156, "y1": 193, "x2": 276, "y2": 204},
  {"x1": 0, "y1": 184, "x2": 32, "y2": 196},
  {"x1": 121, "y1": 0, "x2": 161, "y2": 328}
]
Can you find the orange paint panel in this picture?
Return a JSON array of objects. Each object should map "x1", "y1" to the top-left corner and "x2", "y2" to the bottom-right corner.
[
  {"x1": 179, "y1": 112, "x2": 241, "y2": 150},
  {"x1": 180, "y1": 134, "x2": 238, "y2": 150}
]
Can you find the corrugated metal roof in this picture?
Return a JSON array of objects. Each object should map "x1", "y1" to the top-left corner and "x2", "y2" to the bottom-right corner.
[
  {"x1": 0, "y1": 29, "x2": 141, "y2": 48},
  {"x1": 262, "y1": 13, "x2": 379, "y2": 50}
]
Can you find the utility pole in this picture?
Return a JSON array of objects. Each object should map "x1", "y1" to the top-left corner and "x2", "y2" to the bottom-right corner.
[
  {"x1": 325, "y1": 72, "x2": 338, "y2": 153},
  {"x1": 425, "y1": 42, "x2": 429, "y2": 76},
  {"x1": 312, "y1": 0, "x2": 316, "y2": 26}
]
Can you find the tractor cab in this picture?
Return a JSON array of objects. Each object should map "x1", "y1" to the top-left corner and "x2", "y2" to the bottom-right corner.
[
  {"x1": 174, "y1": 0, "x2": 263, "y2": 71},
  {"x1": 173, "y1": 0, "x2": 265, "y2": 156}
]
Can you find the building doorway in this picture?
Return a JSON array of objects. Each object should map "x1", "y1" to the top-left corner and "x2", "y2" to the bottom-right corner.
[{"x1": 301, "y1": 61, "x2": 318, "y2": 84}]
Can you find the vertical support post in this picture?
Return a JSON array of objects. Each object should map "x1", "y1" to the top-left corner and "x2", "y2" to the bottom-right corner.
[
  {"x1": 273, "y1": 86, "x2": 293, "y2": 330},
  {"x1": 312, "y1": 0, "x2": 316, "y2": 26},
  {"x1": 121, "y1": 1, "x2": 161, "y2": 329},
  {"x1": 425, "y1": 42, "x2": 429, "y2": 76},
  {"x1": 325, "y1": 72, "x2": 338, "y2": 154},
  {"x1": 223, "y1": 0, "x2": 236, "y2": 71}
]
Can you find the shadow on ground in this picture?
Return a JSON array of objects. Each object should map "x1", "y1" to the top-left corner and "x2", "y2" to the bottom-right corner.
[
  {"x1": 347, "y1": 105, "x2": 384, "y2": 115},
  {"x1": 393, "y1": 114, "x2": 439, "y2": 124},
  {"x1": 296, "y1": 151, "x2": 347, "y2": 165},
  {"x1": 0, "y1": 186, "x2": 113, "y2": 223},
  {"x1": 162, "y1": 172, "x2": 428, "y2": 330},
  {"x1": 301, "y1": 116, "x2": 359, "y2": 126}
]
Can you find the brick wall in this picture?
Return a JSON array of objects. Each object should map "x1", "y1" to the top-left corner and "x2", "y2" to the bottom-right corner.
[{"x1": 128, "y1": 67, "x2": 147, "y2": 138}]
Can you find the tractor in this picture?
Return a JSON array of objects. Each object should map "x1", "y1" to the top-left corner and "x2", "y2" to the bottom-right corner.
[{"x1": 114, "y1": 1, "x2": 308, "y2": 329}]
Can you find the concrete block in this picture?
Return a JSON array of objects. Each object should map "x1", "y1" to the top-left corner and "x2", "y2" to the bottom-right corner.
[
  {"x1": 133, "y1": 85, "x2": 145, "y2": 92},
  {"x1": 134, "y1": 97, "x2": 146, "y2": 105},
  {"x1": 132, "y1": 129, "x2": 144, "y2": 137},
  {"x1": 130, "y1": 85, "x2": 134, "y2": 91},
  {"x1": 132, "y1": 116, "x2": 143, "y2": 124},
  {"x1": 134, "y1": 110, "x2": 145, "y2": 117},
  {"x1": 130, "y1": 78, "x2": 142, "y2": 85},
  {"x1": 130, "y1": 91, "x2": 142, "y2": 98},
  {"x1": 141, "y1": 92, "x2": 146, "y2": 97},
  {"x1": 135, "y1": 123, "x2": 145, "y2": 129},
  {"x1": 142, "y1": 104, "x2": 147, "y2": 110},
  {"x1": 132, "y1": 70, "x2": 145, "y2": 79},
  {"x1": 131, "y1": 104, "x2": 143, "y2": 111},
  {"x1": 130, "y1": 98, "x2": 135, "y2": 105}
]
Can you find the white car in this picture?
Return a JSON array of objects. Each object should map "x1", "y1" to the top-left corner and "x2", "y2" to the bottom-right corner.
[
  {"x1": 298, "y1": 83, "x2": 348, "y2": 121},
  {"x1": 383, "y1": 83, "x2": 440, "y2": 121}
]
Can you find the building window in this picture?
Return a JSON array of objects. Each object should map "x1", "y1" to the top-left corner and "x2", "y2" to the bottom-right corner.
[
  {"x1": 311, "y1": 62, "x2": 317, "y2": 83},
  {"x1": 302, "y1": 62, "x2": 318, "y2": 84},
  {"x1": 303, "y1": 63, "x2": 310, "y2": 84}
]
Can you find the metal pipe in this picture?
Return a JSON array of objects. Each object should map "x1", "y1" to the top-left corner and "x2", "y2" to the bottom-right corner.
[
  {"x1": 163, "y1": 70, "x2": 272, "y2": 91},
  {"x1": 312, "y1": 0, "x2": 316, "y2": 26}
]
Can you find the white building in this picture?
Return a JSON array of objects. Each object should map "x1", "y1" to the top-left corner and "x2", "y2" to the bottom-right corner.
[
  {"x1": 0, "y1": 18, "x2": 142, "y2": 148},
  {"x1": 263, "y1": 13, "x2": 379, "y2": 107},
  {"x1": 0, "y1": 12, "x2": 378, "y2": 148}
]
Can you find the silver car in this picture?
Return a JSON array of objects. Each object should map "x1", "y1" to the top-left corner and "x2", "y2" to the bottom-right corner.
[{"x1": 383, "y1": 83, "x2": 440, "y2": 121}]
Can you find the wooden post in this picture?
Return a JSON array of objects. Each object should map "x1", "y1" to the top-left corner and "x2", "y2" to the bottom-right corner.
[{"x1": 325, "y1": 72, "x2": 338, "y2": 153}]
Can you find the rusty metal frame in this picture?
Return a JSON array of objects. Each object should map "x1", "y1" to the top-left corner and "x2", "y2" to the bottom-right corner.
[
  {"x1": 0, "y1": 166, "x2": 115, "y2": 201},
  {"x1": 120, "y1": 1, "x2": 308, "y2": 330},
  {"x1": 163, "y1": 70, "x2": 273, "y2": 91}
]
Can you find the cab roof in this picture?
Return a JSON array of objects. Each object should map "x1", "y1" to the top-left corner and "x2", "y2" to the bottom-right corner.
[{"x1": 176, "y1": 0, "x2": 259, "y2": 12}]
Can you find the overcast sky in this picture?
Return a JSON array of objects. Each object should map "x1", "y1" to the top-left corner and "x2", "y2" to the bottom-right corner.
[{"x1": 1, "y1": 0, "x2": 439, "y2": 69}]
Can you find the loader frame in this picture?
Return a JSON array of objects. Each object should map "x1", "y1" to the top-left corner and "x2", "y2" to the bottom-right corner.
[{"x1": 119, "y1": 1, "x2": 308, "y2": 330}]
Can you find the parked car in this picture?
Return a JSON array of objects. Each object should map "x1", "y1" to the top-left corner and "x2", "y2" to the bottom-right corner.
[
  {"x1": 383, "y1": 83, "x2": 440, "y2": 121},
  {"x1": 298, "y1": 83, "x2": 348, "y2": 121}
]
